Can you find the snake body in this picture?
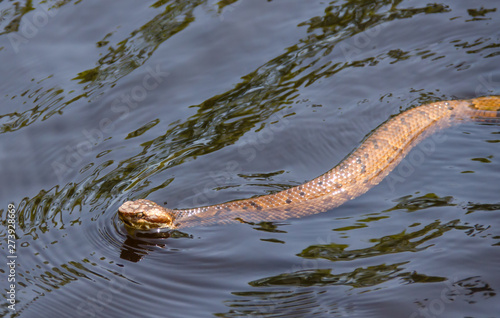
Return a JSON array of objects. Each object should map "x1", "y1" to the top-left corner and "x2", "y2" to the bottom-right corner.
[{"x1": 118, "y1": 96, "x2": 500, "y2": 230}]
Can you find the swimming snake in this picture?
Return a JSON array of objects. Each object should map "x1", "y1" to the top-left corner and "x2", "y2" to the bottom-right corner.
[{"x1": 118, "y1": 96, "x2": 500, "y2": 230}]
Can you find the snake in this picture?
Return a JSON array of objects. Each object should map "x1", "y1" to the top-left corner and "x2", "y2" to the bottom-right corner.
[{"x1": 118, "y1": 96, "x2": 500, "y2": 230}]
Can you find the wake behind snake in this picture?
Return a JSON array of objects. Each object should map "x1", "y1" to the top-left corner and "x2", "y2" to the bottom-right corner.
[{"x1": 118, "y1": 96, "x2": 500, "y2": 230}]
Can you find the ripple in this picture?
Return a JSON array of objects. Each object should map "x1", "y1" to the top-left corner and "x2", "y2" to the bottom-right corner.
[
  {"x1": 87, "y1": 202, "x2": 131, "y2": 257},
  {"x1": 2, "y1": 0, "x2": 500, "y2": 317}
]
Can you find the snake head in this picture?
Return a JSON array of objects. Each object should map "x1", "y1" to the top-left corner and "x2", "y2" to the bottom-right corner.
[{"x1": 118, "y1": 199, "x2": 176, "y2": 230}]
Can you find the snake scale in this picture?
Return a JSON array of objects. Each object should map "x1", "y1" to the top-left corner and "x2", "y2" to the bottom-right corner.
[{"x1": 118, "y1": 96, "x2": 500, "y2": 230}]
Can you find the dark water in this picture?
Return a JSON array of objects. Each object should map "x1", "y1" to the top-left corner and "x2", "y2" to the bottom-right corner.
[{"x1": 1, "y1": 1, "x2": 500, "y2": 317}]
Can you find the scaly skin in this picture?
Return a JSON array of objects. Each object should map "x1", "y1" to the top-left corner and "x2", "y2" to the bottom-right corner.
[{"x1": 118, "y1": 96, "x2": 500, "y2": 230}]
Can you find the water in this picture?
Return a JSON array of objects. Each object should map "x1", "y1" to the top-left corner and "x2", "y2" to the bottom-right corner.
[{"x1": 1, "y1": 1, "x2": 500, "y2": 317}]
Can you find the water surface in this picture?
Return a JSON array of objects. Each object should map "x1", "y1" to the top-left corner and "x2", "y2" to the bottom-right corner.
[{"x1": 1, "y1": 1, "x2": 499, "y2": 317}]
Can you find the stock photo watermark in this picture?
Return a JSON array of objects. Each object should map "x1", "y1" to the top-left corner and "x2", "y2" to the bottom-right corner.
[
  {"x1": 384, "y1": 72, "x2": 500, "y2": 193},
  {"x1": 51, "y1": 65, "x2": 169, "y2": 181},
  {"x1": 475, "y1": 73, "x2": 500, "y2": 97},
  {"x1": 0, "y1": 9, "x2": 9, "y2": 22},
  {"x1": 250, "y1": 230, "x2": 347, "y2": 316},
  {"x1": 76, "y1": 267, "x2": 135, "y2": 318},
  {"x1": 217, "y1": 0, "x2": 242, "y2": 22},
  {"x1": 408, "y1": 277, "x2": 467, "y2": 318},
  {"x1": 7, "y1": 4, "x2": 58, "y2": 53},
  {"x1": 190, "y1": 112, "x2": 291, "y2": 207},
  {"x1": 383, "y1": 130, "x2": 448, "y2": 193},
  {"x1": 6, "y1": 203, "x2": 17, "y2": 311},
  {"x1": 339, "y1": 23, "x2": 386, "y2": 63}
]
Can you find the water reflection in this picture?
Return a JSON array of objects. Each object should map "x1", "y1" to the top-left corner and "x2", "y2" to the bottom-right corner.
[
  {"x1": 214, "y1": 194, "x2": 499, "y2": 317},
  {"x1": 7, "y1": 0, "x2": 477, "y2": 239},
  {"x1": 249, "y1": 262, "x2": 420, "y2": 288},
  {"x1": 3, "y1": 1, "x2": 480, "y2": 135},
  {"x1": 384, "y1": 192, "x2": 456, "y2": 212},
  {"x1": 118, "y1": 230, "x2": 191, "y2": 262},
  {"x1": 217, "y1": 274, "x2": 496, "y2": 317},
  {"x1": 1, "y1": 0, "x2": 201, "y2": 133},
  {"x1": 1, "y1": 1, "x2": 499, "y2": 317}
]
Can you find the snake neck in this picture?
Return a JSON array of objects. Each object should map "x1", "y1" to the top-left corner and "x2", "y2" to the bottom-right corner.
[{"x1": 172, "y1": 100, "x2": 461, "y2": 221}]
